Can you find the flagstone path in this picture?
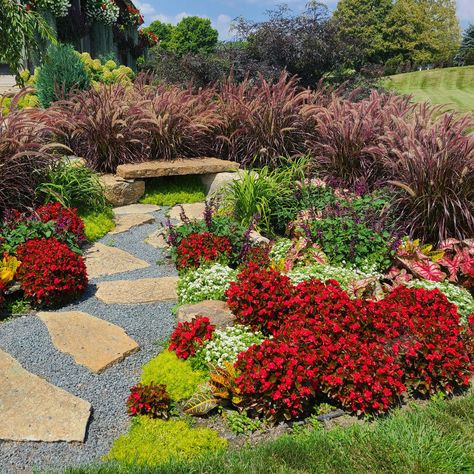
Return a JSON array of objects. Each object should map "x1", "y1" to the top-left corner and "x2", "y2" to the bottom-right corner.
[{"x1": 0, "y1": 204, "x2": 202, "y2": 473}]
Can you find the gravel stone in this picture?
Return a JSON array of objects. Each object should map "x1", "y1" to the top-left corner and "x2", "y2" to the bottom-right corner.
[{"x1": 0, "y1": 209, "x2": 179, "y2": 473}]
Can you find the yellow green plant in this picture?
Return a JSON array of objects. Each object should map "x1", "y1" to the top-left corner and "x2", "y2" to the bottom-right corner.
[{"x1": 0, "y1": 256, "x2": 20, "y2": 284}]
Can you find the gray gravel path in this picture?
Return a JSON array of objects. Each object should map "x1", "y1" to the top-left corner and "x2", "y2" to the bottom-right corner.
[{"x1": 0, "y1": 209, "x2": 178, "y2": 473}]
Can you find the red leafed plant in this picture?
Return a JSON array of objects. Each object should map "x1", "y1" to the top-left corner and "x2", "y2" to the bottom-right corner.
[
  {"x1": 175, "y1": 232, "x2": 232, "y2": 271},
  {"x1": 225, "y1": 263, "x2": 295, "y2": 335},
  {"x1": 127, "y1": 383, "x2": 171, "y2": 419},
  {"x1": 58, "y1": 85, "x2": 153, "y2": 173},
  {"x1": 35, "y1": 202, "x2": 86, "y2": 247},
  {"x1": 15, "y1": 237, "x2": 88, "y2": 307},
  {"x1": 169, "y1": 317, "x2": 215, "y2": 360}
]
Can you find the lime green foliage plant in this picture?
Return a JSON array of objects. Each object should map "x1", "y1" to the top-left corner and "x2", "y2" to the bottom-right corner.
[
  {"x1": 406, "y1": 279, "x2": 474, "y2": 325},
  {"x1": 38, "y1": 159, "x2": 107, "y2": 212},
  {"x1": 79, "y1": 209, "x2": 115, "y2": 242},
  {"x1": 105, "y1": 417, "x2": 227, "y2": 467},
  {"x1": 36, "y1": 43, "x2": 91, "y2": 107},
  {"x1": 140, "y1": 176, "x2": 206, "y2": 206},
  {"x1": 79, "y1": 52, "x2": 135, "y2": 86},
  {"x1": 0, "y1": 94, "x2": 38, "y2": 116},
  {"x1": 141, "y1": 350, "x2": 208, "y2": 401}
]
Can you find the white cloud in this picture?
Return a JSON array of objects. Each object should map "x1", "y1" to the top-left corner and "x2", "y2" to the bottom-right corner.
[{"x1": 133, "y1": 1, "x2": 156, "y2": 17}]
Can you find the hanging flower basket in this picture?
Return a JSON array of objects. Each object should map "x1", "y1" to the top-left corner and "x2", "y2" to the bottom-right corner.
[
  {"x1": 27, "y1": 0, "x2": 71, "y2": 17},
  {"x1": 86, "y1": 0, "x2": 120, "y2": 25},
  {"x1": 139, "y1": 29, "x2": 159, "y2": 48}
]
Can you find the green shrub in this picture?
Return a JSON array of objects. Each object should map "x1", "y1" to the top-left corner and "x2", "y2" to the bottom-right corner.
[
  {"x1": 79, "y1": 209, "x2": 115, "y2": 242},
  {"x1": 36, "y1": 43, "x2": 90, "y2": 108},
  {"x1": 308, "y1": 216, "x2": 392, "y2": 272},
  {"x1": 38, "y1": 159, "x2": 107, "y2": 212},
  {"x1": 223, "y1": 162, "x2": 305, "y2": 234},
  {"x1": 105, "y1": 417, "x2": 227, "y2": 467},
  {"x1": 141, "y1": 350, "x2": 208, "y2": 401},
  {"x1": 140, "y1": 176, "x2": 206, "y2": 206}
]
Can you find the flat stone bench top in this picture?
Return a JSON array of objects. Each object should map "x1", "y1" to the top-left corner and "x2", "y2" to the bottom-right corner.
[{"x1": 116, "y1": 157, "x2": 240, "y2": 179}]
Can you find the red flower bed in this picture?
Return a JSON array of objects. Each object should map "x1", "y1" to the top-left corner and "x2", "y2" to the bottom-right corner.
[
  {"x1": 35, "y1": 202, "x2": 86, "y2": 246},
  {"x1": 231, "y1": 275, "x2": 473, "y2": 419},
  {"x1": 225, "y1": 263, "x2": 295, "y2": 335},
  {"x1": 16, "y1": 237, "x2": 88, "y2": 307},
  {"x1": 175, "y1": 232, "x2": 232, "y2": 270},
  {"x1": 235, "y1": 338, "x2": 319, "y2": 421},
  {"x1": 169, "y1": 317, "x2": 215, "y2": 360}
]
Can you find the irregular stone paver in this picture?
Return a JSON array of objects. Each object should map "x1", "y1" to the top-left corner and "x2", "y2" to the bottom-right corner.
[
  {"x1": 38, "y1": 311, "x2": 140, "y2": 374},
  {"x1": 117, "y1": 157, "x2": 240, "y2": 179},
  {"x1": 0, "y1": 350, "x2": 91, "y2": 442},
  {"x1": 95, "y1": 277, "x2": 179, "y2": 304},
  {"x1": 146, "y1": 230, "x2": 168, "y2": 248},
  {"x1": 110, "y1": 213, "x2": 155, "y2": 235},
  {"x1": 169, "y1": 202, "x2": 206, "y2": 221},
  {"x1": 101, "y1": 174, "x2": 145, "y2": 207},
  {"x1": 177, "y1": 300, "x2": 234, "y2": 328},
  {"x1": 85, "y1": 243, "x2": 150, "y2": 278},
  {"x1": 113, "y1": 204, "x2": 161, "y2": 215}
]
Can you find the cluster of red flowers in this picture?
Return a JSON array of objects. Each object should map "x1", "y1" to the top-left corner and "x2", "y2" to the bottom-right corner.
[
  {"x1": 127, "y1": 383, "x2": 170, "y2": 418},
  {"x1": 241, "y1": 243, "x2": 272, "y2": 269},
  {"x1": 175, "y1": 232, "x2": 232, "y2": 271},
  {"x1": 16, "y1": 238, "x2": 88, "y2": 307},
  {"x1": 231, "y1": 268, "x2": 473, "y2": 419},
  {"x1": 35, "y1": 202, "x2": 86, "y2": 246},
  {"x1": 169, "y1": 317, "x2": 215, "y2": 360},
  {"x1": 0, "y1": 281, "x2": 5, "y2": 308},
  {"x1": 226, "y1": 263, "x2": 295, "y2": 334}
]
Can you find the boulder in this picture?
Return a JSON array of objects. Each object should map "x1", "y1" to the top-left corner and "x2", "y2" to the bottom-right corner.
[
  {"x1": 201, "y1": 172, "x2": 239, "y2": 196},
  {"x1": 101, "y1": 174, "x2": 145, "y2": 207},
  {"x1": 177, "y1": 300, "x2": 234, "y2": 329}
]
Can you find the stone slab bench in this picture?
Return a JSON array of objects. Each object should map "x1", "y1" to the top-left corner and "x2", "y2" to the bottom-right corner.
[{"x1": 116, "y1": 157, "x2": 240, "y2": 179}]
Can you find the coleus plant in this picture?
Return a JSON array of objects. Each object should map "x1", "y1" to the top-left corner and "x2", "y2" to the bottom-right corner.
[{"x1": 393, "y1": 238, "x2": 474, "y2": 288}]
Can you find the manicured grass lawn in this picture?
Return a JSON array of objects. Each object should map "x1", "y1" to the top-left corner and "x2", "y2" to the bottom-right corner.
[
  {"x1": 64, "y1": 393, "x2": 474, "y2": 473},
  {"x1": 382, "y1": 66, "x2": 474, "y2": 114}
]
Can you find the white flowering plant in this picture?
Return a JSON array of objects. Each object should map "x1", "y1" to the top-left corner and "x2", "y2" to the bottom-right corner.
[
  {"x1": 177, "y1": 263, "x2": 237, "y2": 305},
  {"x1": 86, "y1": 0, "x2": 120, "y2": 25},
  {"x1": 288, "y1": 263, "x2": 379, "y2": 293},
  {"x1": 36, "y1": 0, "x2": 70, "y2": 17},
  {"x1": 269, "y1": 238, "x2": 293, "y2": 263},
  {"x1": 192, "y1": 325, "x2": 266, "y2": 370},
  {"x1": 406, "y1": 279, "x2": 474, "y2": 325}
]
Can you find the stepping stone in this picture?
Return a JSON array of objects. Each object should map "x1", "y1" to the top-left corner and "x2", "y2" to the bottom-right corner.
[
  {"x1": 38, "y1": 311, "x2": 140, "y2": 374},
  {"x1": 0, "y1": 350, "x2": 91, "y2": 442},
  {"x1": 96, "y1": 277, "x2": 179, "y2": 304},
  {"x1": 146, "y1": 230, "x2": 168, "y2": 249},
  {"x1": 85, "y1": 243, "x2": 150, "y2": 278},
  {"x1": 169, "y1": 202, "x2": 206, "y2": 221},
  {"x1": 110, "y1": 213, "x2": 155, "y2": 235},
  {"x1": 113, "y1": 204, "x2": 161, "y2": 216},
  {"x1": 177, "y1": 300, "x2": 235, "y2": 329}
]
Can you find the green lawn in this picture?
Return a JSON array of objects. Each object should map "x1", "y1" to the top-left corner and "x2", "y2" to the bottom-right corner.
[
  {"x1": 382, "y1": 66, "x2": 474, "y2": 114},
  {"x1": 64, "y1": 393, "x2": 474, "y2": 474}
]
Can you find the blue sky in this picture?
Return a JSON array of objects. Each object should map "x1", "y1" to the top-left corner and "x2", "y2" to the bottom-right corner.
[{"x1": 135, "y1": 0, "x2": 473, "y2": 40}]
